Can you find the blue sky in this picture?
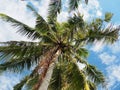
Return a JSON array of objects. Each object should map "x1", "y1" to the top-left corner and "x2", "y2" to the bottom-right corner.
[{"x1": 0, "y1": 0, "x2": 120, "y2": 90}]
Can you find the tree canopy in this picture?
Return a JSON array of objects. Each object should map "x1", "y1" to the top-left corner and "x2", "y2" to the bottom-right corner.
[{"x1": 0, "y1": 0, "x2": 119, "y2": 90}]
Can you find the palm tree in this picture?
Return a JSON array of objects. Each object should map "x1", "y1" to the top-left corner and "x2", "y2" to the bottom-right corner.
[{"x1": 0, "y1": 0, "x2": 119, "y2": 90}]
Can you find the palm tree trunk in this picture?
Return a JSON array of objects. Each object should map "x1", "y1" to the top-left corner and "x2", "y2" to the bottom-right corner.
[
  {"x1": 38, "y1": 62, "x2": 55, "y2": 90},
  {"x1": 33, "y1": 47, "x2": 61, "y2": 90}
]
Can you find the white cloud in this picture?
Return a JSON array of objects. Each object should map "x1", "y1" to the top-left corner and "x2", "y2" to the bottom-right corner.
[
  {"x1": 106, "y1": 65, "x2": 120, "y2": 89},
  {"x1": 0, "y1": 0, "x2": 51, "y2": 42},
  {"x1": 57, "y1": 11, "x2": 69, "y2": 22},
  {"x1": 57, "y1": 0, "x2": 102, "y2": 23},
  {"x1": 108, "y1": 41, "x2": 120, "y2": 54},
  {"x1": 35, "y1": 0, "x2": 50, "y2": 20},
  {"x1": 0, "y1": 72, "x2": 21, "y2": 90},
  {"x1": 99, "y1": 52, "x2": 117, "y2": 65},
  {"x1": 69, "y1": 0, "x2": 102, "y2": 20},
  {"x1": 0, "y1": 20, "x2": 31, "y2": 42},
  {"x1": 98, "y1": 51, "x2": 120, "y2": 89},
  {"x1": 90, "y1": 39, "x2": 105, "y2": 53},
  {"x1": 97, "y1": 10, "x2": 102, "y2": 16},
  {"x1": 78, "y1": 0, "x2": 102, "y2": 20},
  {"x1": 0, "y1": 0, "x2": 36, "y2": 42},
  {"x1": 0, "y1": 0, "x2": 36, "y2": 26}
]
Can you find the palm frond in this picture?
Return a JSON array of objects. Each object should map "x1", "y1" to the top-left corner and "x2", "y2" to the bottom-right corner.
[
  {"x1": 69, "y1": 0, "x2": 81, "y2": 11},
  {"x1": 35, "y1": 16, "x2": 49, "y2": 34},
  {"x1": 68, "y1": 13, "x2": 86, "y2": 42},
  {"x1": 70, "y1": 49, "x2": 88, "y2": 64},
  {"x1": 76, "y1": 48, "x2": 89, "y2": 58},
  {"x1": 104, "y1": 12, "x2": 113, "y2": 22},
  {"x1": 0, "y1": 41, "x2": 41, "y2": 60},
  {"x1": 0, "y1": 56, "x2": 39, "y2": 72},
  {"x1": 0, "y1": 13, "x2": 41, "y2": 40},
  {"x1": 84, "y1": 82, "x2": 90, "y2": 90},
  {"x1": 69, "y1": 0, "x2": 88, "y2": 11},
  {"x1": 13, "y1": 68, "x2": 39, "y2": 90},
  {"x1": 48, "y1": 0, "x2": 61, "y2": 21},
  {"x1": 27, "y1": 4, "x2": 40, "y2": 17},
  {"x1": 87, "y1": 25, "x2": 119, "y2": 44},
  {"x1": 26, "y1": 74, "x2": 39, "y2": 90},
  {"x1": 88, "y1": 18, "x2": 103, "y2": 31},
  {"x1": 48, "y1": 64, "x2": 62, "y2": 90},
  {"x1": 0, "y1": 41, "x2": 47, "y2": 72},
  {"x1": 13, "y1": 76, "x2": 29, "y2": 90},
  {"x1": 68, "y1": 13, "x2": 85, "y2": 30},
  {"x1": 85, "y1": 0, "x2": 88, "y2": 4},
  {"x1": 85, "y1": 64, "x2": 105, "y2": 85},
  {"x1": 27, "y1": 3, "x2": 50, "y2": 34},
  {"x1": 63, "y1": 62, "x2": 86, "y2": 90},
  {"x1": 87, "y1": 80, "x2": 97, "y2": 90},
  {"x1": 33, "y1": 12, "x2": 59, "y2": 43}
]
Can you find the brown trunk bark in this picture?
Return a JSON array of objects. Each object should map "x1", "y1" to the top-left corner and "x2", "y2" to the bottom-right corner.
[
  {"x1": 38, "y1": 62, "x2": 55, "y2": 90},
  {"x1": 33, "y1": 47, "x2": 61, "y2": 90}
]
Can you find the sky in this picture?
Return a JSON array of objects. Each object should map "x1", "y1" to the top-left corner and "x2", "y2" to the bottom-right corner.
[{"x1": 0, "y1": 0, "x2": 120, "y2": 90}]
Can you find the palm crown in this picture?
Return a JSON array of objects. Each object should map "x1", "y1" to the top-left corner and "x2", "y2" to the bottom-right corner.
[{"x1": 0, "y1": 0, "x2": 119, "y2": 90}]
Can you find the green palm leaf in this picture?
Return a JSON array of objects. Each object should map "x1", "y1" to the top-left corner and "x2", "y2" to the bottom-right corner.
[
  {"x1": 0, "y1": 14, "x2": 41, "y2": 40},
  {"x1": 13, "y1": 69, "x2": 39, "y2": 90},
  {"x1": 27, "y1": 4, "x2": 40, "y2": 17},
  {"x1": 0, "y1": 41, "x2": 41, "y2": 60},
  {"x1": 76, "y1": 48, "x2": 89, "y2": 58},
  {"x1": 13, "y1": 76, "x2": 29, "y2": 90},
  {"x1": 87, "y1": 25, "x2": 119, "y2": 44},
  {"x1": 69, "y1": 0, "x2": 88, "y2": 11},
  {"x1": 26, "y1": 74, "x2": 39, "y2": 90},
  {"x1": 27, "y1": 4, "x2": 50, "y2": 35},
  {"x1": 68, "y1": 13, "x2": 85, "y2": 30},
  {"x1": 85, "y1": 0, "x2": 88, "y2": 4},
  {"x1": 0, "y1": 41, "x2": 48, "y2": 72},
  {"x1": 87, "y1": 80, "x2": 97, "y2": 90},
  {"x1": 35, "y1": 16, "x2": 50, "y2": 34},
  {"x1": 69, "y1": 0, "x2": 81, "y2": 11},
  {"x1": 104, "y1": 12, "x2": 113, "y2": 22},
  {"x1": 48, "y1": 64, "x2": 62, "y2": 90},
  {"x1": 0, "y1": 56, "x2": 39, "y2": 72},
  {"x1": 48, "y1": 0, "x2": 61, "y2": 21},
  {"x1": 85, "y1": 64, "x2": 105, "y2": 85},
  {"x1": 63, "y1": 62, "x2": 86, "y2": 90}
]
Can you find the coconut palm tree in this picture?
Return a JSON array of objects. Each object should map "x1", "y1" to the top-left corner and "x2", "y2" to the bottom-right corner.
[{"x1": 0, "y1": 0, "x2": 119, "y2": 90}]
